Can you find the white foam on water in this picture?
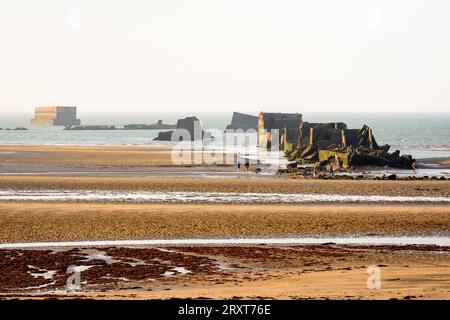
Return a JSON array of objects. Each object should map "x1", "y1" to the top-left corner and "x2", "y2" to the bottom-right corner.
[
  {"x1": 0, "y1": 236, "x2": 448, "y2": 249},
  {"x1": 0, "y1": 189, "x2": 448, "y2": 203}
]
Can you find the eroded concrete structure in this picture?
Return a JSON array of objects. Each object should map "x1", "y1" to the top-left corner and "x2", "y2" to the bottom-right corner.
[
  {"x1": 258, "y1": 112, "x2": 303, "y2": 150},
  {"x1": 225, "y1": 112, "x2": 258, "y2": 131},
  {"x1": 258, "y1": 110, "x2": 412, "y2": 168},
  {"x1": 154, "y1": 116, "x2": 212, "y2": 141},
  {"x1": 124, "y1": 120, "x2": 176, "y2": 130}
]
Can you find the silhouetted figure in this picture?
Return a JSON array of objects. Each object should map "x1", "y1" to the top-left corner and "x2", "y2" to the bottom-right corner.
[{"x1": 245, "y1": 159, "x2": 250, "y2": 172}]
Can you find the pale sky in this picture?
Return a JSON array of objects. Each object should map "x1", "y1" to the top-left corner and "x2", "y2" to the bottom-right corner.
[{"x1": 0, "y1": 0, "x2": 449, "y2": 113}]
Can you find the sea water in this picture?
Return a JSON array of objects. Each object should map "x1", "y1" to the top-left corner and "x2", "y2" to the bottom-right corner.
[{"x1": 0, "y1": 112, "x2": 449, "y2": 159}]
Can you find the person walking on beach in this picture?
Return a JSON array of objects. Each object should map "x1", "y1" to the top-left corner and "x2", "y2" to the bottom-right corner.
[
  {"x1": 245, "y1": 159, "x2": 250, "y2": 172},
  {"x1": 237, "y1": 160, "x2": 241, "y2": 170}
]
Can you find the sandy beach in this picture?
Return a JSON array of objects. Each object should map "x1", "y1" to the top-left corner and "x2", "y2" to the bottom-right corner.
[
  {"x1": 0, "y1": 145, "x2": 239, "y2": 168},
  {"x1": 0, "y1": 203, "x2": 448, "y2": 242},
  {"x1": 1, "y1": 176, "x2": 449, "y2": 197},
  {"x1": 0, "y1": 145, "x2": 449, "y2": 300},
  {"x1": 0, "y1": 145, "x2": 176, "y2": 167},
  {"x1": 0, "y1": 244, "x2": 448, "y2": 300},
  {"x1": 1, "y1": 145, "x2": 449, "y2": 177},
  {"x1": 2, "y1": 0, "x2": 450, "y2": 305}
]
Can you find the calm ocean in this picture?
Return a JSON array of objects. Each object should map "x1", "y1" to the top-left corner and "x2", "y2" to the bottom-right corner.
[{"x1": 0, "y1": 112, "x2": 449, "y2": 159}]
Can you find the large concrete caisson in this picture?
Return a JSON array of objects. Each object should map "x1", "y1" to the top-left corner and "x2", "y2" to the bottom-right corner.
[
  {"x1": 31, "y1": 106, "x2": 81, "y2": 127},
  {"x1": 289, "y1": 124, "x2": 413, "y2": 169},
  {"x1": 255, "y1": 110, "x2": 413, "y2": 169},
  {"x1": 258, "y1": 112, "x2": 303, "y2": 150},
  {"x1": 225, "y1": 112, "x2": 258, "y2": 131},
  {"x1": 154, "y1": 116, "x2": 212, "y2": 141}
]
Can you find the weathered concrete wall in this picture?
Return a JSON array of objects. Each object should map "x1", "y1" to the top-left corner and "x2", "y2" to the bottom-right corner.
[
  {"x1": 298, "y1": 122, "x2": 347, "y2": 149},
  {"x1": 154, "y1": 116, "x2": 211, "y2": 141},
  {"x1": 258, "y1": 112, "x2": 303, "y2": 150},
  {"x1": 225, "y1": 112, "x2": 258, "y2": 131}
]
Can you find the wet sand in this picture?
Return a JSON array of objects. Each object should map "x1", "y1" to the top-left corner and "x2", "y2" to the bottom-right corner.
[
  {"x1": 418, "y1": 157, "x2": 450, "y2": 168},
  {"x1": 0, "y1": 202, "x2": 448, "y2": 242},
  {"x1": 0, "y1": 145, "x2": 176, "y2": 167},
  {"x1": 0, "y1": 145, "x2": 235, "y2": 168},
  {"x1": 1, "y1": 145, "x2": 449, "y2": 177},
  {"x1": 0, "y1": 245, "x2": 448, "y2": 300},
  {"x1": 1, "y1": 176, "x2": 449, "y2": 197}
]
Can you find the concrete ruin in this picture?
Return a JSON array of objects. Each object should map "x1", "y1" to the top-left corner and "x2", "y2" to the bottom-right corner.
[
  {"x1": 124, "y1": 120, "x2": 176, "y2": 130},
  {"x1": 225, "y1": 112, "x2": 258, "y2": 131},
  {"x1": 258, "y1": 112, "x2": 303, "y2": 150},
  {"x1": 289, "y1": 124, "x2": 413, "y2": 169},
  {"x1": 154, "y1": 116, "x2": 212, "y2": 141},
  {"x1": 258, "y1": 111, "x2": 413, "y2": 169},
  {"x1": 31, "y1": 107, "x2": 80, "y2": 127},
  {"x1": 65, "y1": 125, "x2": 116, "y2": 131},
  {"x1": 292, "y1": 122, "x2": 379, "y2": 151},
  {"x1": 64, "y1": 120, "x2": 177, "y2": 131}
]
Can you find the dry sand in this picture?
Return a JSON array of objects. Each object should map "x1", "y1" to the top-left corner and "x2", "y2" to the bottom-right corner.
[
  {"x1": 127, "y1": 266, "x2": 450, "y2": 300},
  {"x1": 0, "y1": 202, "x2": 448, "y2": 242}
]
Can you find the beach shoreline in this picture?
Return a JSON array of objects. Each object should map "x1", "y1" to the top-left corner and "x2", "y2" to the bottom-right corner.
[{"x1": 0, "y1": 145, "x2": 448, "y2": 180}]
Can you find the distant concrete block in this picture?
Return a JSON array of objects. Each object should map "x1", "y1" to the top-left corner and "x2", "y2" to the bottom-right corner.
[{"x1": 31, "y1": 106, "x2": 81, "y2": 127}]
